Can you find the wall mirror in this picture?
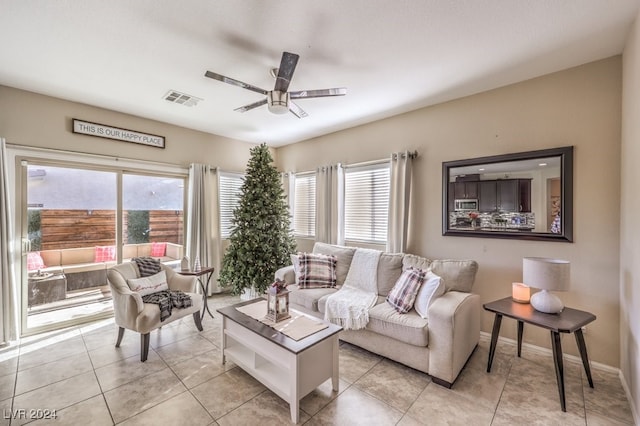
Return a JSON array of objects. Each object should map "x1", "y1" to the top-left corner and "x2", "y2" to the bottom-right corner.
[{"x1": 442, "y1": 146, "x2": 573, "y2": 242}]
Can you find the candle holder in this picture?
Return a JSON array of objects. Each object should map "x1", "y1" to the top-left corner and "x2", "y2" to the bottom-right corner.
[{"x1": 512, "y1": 282, "x2": 531, "y2": 303}]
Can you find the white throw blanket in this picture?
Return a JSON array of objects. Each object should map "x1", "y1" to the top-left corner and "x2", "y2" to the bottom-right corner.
[{"x1": 324, "y1": 248, "x2": 381, "y2": 330}]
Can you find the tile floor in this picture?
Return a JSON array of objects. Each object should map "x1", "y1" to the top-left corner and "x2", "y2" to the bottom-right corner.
[{"x1": 0, "y1": 294, "x2": 635, "y2": 425}]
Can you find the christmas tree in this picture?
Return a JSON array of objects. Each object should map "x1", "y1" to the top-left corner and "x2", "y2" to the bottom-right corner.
[{"x1": 219, "y1": 143, "x2": 296, "y2": 295}]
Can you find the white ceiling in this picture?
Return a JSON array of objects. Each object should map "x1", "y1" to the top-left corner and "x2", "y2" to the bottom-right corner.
[{"x1": 1, "y1": 1, "x2": 638, "y2": 147}]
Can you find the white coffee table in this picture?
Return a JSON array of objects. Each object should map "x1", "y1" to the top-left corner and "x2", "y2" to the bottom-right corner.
[{"x1": 217, "y1": 299, "x2": 342, "y2": 423}]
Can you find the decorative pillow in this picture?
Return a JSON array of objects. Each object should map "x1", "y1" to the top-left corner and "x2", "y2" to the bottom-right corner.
[
  {"x1": 414, "y1": 270, "x2": 445, "y2": 319},
  {"x1": 94, "y1": 245, "x2": 116, "y2": 262},
  {"x1": 386, "y1": 268, "x2": 426, "y2": 314},
  {"x1": 297, "y1": 252, "x2": 337, "y2": 289},
  {"x1": 27, "y1": 251, "x2": 46, "y2": 271},
  {"x1": 150, "y1": 242, "x2": 167, "y2": 257},
  {"x1": 126, "y1": 270, "x2": 169, "y2": 296}
]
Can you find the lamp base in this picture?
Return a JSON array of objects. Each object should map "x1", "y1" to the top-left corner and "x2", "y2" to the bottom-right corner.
[{"x1": 530, "y1": 290, "x2": 564, "y2": 313}]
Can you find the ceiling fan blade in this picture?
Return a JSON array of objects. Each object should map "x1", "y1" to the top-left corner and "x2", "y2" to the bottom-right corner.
[
  {"x1": 289, "y1": 101, "x2": 308, "y2": 119},
  {"x1": 289, "y1": 87, "x2": 347, "y2": 99},
  {"x1": 204, "y1": 71, "x2": 268, "y2": 95},
  {"x1": 234, "y1": 98, "x2": 267, "y2": 113},
  {"x1": 274, "y1": 51, "x2": 299, "y2": 93}
]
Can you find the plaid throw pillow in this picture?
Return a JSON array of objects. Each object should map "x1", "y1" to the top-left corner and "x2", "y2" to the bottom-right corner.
[
  {"x1": 94, "y1": 245, "x2": 116, "y2": 262},
  {"x1": 27, "y1": 251, "x2": 45, "y2": 271},
  {"x1": 151, "y1": 242, "x2": 167, "y2": 257},
  {"x1": 386, "y1": 268, "x2": 426, "y2": 314},
  {"x1": 297, "y1": 252, "x2": 337, "y2": 289}
]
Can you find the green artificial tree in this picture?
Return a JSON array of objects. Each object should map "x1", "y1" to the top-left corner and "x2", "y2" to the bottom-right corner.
[{"x1": 219, "y1": 143, "x2": 296, "y2": 296}]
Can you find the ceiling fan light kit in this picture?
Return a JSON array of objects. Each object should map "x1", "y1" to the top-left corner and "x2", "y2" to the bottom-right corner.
[
  {"x1": 204, "y1": 51, "x2": 346, "y2": 118},
  {"x1": 267, "y1": 91, "x2": 289, "y2": 114}
]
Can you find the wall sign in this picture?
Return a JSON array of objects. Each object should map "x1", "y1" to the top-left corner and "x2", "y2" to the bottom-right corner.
[{"x1": 72, "y1": 119, "x2": 165, "y2": 149}]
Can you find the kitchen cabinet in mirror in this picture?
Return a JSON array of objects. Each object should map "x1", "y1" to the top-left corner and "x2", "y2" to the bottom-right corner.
[{"x1": 442, "y1": 146, "x2": 573, "y2": 242}]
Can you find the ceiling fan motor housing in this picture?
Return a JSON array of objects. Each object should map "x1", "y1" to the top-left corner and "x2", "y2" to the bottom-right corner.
[{"x1": 268, "y1": 91, "x2": 289, "y2": 114}]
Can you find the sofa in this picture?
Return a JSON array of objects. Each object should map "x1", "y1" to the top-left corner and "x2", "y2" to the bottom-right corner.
[
  {"x1": 29, "y1": 242, "x2": 183, "y2": 292},
  {"x1": 275, "y1": 242, "x2": 480, "y2": 388}
]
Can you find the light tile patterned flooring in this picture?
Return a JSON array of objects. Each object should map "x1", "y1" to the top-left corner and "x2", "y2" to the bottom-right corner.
[{"x1": 0, "y1": 294, "x2": 635, "y2": 425}]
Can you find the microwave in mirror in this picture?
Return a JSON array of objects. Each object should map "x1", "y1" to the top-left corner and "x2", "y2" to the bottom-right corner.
[{"x1": 454, "y1": 199, "x2": 478, "y2": 211}]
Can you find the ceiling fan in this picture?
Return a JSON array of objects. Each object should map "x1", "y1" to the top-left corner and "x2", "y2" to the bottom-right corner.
[{"x1": 204, "y1": 51, "x2": 347, "y2": 118}]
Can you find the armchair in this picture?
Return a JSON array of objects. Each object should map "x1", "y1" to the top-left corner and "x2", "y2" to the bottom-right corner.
[{"x1": 107, "y1": 262, "x2": 203, "y2": 361}]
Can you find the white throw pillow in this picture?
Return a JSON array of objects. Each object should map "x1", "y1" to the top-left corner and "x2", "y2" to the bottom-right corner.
[
  {"x1": 127, "y1": 270, "x2": 169, "y2": 296},
  {"x1": 414, "y1": 270, "x2": 445, "y2": 319}
]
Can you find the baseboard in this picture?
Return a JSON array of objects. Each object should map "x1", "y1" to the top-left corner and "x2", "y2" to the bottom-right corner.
[
  {"x1": 618, "y1": 369, "x2": 640, "y2": 426},
  {"x1": 479, "y1": 331, "x2": 618, "y2": 373}
]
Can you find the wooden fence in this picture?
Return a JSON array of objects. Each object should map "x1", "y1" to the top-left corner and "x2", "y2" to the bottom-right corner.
[{"x1": 39, "y1": 210, "x2": 183, "y2": 250}]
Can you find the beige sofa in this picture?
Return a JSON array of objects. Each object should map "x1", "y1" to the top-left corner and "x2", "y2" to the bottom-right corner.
[
  {"x1": 275, "y1": 242, "x2": 480, "y2": 388},
  {"x1": 35, "y1": 243, "x2": 183, "y2": 291}
]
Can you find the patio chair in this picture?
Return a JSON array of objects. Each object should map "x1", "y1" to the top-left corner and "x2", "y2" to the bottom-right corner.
[{"x1": 107, "y1": 262, "x2": 203, "y2": 361}]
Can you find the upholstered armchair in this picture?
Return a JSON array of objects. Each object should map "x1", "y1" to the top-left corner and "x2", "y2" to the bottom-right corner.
[{"x1": 107, "y1": 262, "x2": 203, "y2": 361}]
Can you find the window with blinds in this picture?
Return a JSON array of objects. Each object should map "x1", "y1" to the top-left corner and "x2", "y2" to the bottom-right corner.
[
  {"x1": 219, "y1": 172, "x2": 244, "y2": 239},
  {"x1": 293, "y1": 173, "x2": 316, "y2": 237},
  {"x1": 344, "y1": 163, "x2": 390, "y2": 243}
]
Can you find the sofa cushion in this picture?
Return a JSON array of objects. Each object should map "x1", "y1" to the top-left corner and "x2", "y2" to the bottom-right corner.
[
  {"x1": 414, "y1": 270, "x2": 445, "y2": 319},
  {"x1": 39, "y1": 250, "x2": 61, "y2": 267},
  {"x1": 312, "y1": 242, "x2": 356, "y2": 286},
  {"x1": 403, "y1": 255, "x2": 478, "y2": 293},
  {"x1": 123, "y1": 244, "x2": 139, "y2": 260},
  {"x1": 367, "y1": 302, "x2": 429, "y2": 347},
  {"x1": 61, "y1": 247, "x2": 97, "y2": 265},
  {"x1": 386, "y1": 268, "x2": 425, "y2": 314},
  {"x1": 297, "y1": 252, "x2": 337, "y2": 288},
  {"x1": 288, "y1": 284, "x2": 337, "y2": 312},
  {"x1": 429, "y1": 259, "x2": 478, "y2": 293},
  {"x1": 402, "y1": 254, "x2": 432, "y2": 272},
  {"x1": 377, "y1": 253, "x2": 404, "y2": 297}
]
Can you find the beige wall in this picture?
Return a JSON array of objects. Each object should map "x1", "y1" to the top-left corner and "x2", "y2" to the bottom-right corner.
[
  {"x1": 277, "y1": 57, "x2": 622, "y2": 367},
  {"x1": 0, "y1": 85, "x2": 255, "y2": 172},
  {"x1": 621, "y1": 9, "x2": 640, "y2": 419}
]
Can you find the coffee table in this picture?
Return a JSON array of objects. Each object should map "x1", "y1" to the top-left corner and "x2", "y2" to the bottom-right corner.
[{"x1": 217, "y1": 299, "x2": 342, "y2": 423}]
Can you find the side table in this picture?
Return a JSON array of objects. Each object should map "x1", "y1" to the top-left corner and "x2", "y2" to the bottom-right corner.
[
  {"x1": 483, "y1": 297, "x2": 596, "y2": 412},
  {"x1": 178, "y1": 267, "x2": 215, "y2": 320}
]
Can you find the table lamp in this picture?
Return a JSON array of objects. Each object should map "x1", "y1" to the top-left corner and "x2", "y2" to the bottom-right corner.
[{"x1": 523, "y1": 257, "x2": 570, "y2": 314}]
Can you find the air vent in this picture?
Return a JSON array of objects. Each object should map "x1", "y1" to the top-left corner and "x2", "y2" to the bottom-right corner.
[{"x1": 163, "y1": 90, "x2": 202, "y2": 107}]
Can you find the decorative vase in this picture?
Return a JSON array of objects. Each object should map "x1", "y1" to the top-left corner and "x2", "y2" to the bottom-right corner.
[{"x1": 181, "y1": 256, "x2": 190, "y2": 271}]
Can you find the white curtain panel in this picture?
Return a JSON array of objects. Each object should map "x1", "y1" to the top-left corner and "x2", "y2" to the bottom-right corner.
[
  {"x1": 186, "y1": 164, "x2": 222, "y2": 294},
  {"x1": 0, "y1": 138, "x2": 18, "y2": 343},
  {"x1": 315, "y1": 164, "x2": 344, "y2": 244},
  {"x1": 281, "y1": 172, "x2": 295, "y2": 227},
  {"x1": 387, "y1": 151, "x2": 414, "y2": 253}
]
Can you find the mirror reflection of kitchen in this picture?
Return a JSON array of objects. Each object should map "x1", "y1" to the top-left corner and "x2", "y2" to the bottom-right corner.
[{"x1": 448, "y1": 156, "x2": 561, "y2": 233}]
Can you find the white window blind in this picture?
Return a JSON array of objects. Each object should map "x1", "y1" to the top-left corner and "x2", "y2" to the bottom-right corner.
[
  {"x1": 344, "y1": 163, "x2": 390, "y2": 243},
  {"x1": 293, "y1": 173, "x2": 316, "y2": 237},
  {"x1": 219, "y1": 172, "x2": 244, "y2": 238}
]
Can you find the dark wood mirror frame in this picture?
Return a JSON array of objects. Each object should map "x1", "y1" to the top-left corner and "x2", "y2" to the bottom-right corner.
[{"x1": 442, "y1": 146, "x2": 573, "y2": 242}]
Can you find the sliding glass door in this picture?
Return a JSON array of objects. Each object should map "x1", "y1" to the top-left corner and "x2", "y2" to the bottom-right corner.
[
  {"x1": 24, "y1": 164, "x2": 117, "y2": 331},
  {"x1": 20, "y1": 161, "x2": 186, "y2": 335}
]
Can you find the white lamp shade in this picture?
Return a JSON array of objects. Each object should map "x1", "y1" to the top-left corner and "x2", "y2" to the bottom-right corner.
[
  {"x1": 523, "y1": 257, "x2": 570, "y2": 314},
  {"x1": 523, "y1": 257, "x2": 570, "y2": 291}
]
